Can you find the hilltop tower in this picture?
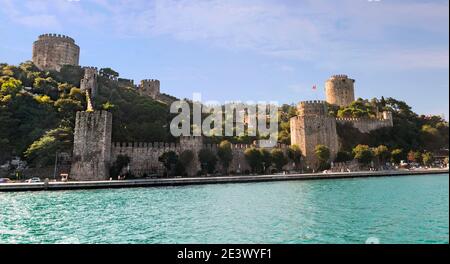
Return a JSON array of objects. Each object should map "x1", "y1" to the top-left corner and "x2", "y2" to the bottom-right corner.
[
  {"x1": 290, "y1": 101, "x2": 339, "y2": 169},
  {"x1": 80, "y1": 67, "x2": 98, "y2": 98},
  {"x1": 70, "y1": 111, "x2": 112, "y2": 181},
  {"x1": 139, "y1": 79, "x2": 160, "y2": 99},
  {"x1": 32, "y1": 33, "x2": 80, "y2": 71},
  {"x1": 325, "y1": 74, "x2": 355, "y2": 107}
]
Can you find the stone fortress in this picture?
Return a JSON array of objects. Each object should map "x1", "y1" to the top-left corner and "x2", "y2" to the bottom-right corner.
[
  {"x1": 29, "y1": 33, "x2": 273, "y2": 179},
  {"x1": 290, "y1": 74, "x2": 393, "y2": 168},
  {"x1": 32, "y1": 34, "x2": 175, "y2": 104},
  {"x1": 32, "y1": 34, "x2": 393, "y2": 180}
]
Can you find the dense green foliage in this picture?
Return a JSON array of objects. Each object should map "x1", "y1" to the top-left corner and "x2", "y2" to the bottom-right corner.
[
  {"x1": 109, "y1": 154, "x2": 130, "y2": 179},
  {"x1": 335, "y1": 97, "x2": 448, "y2": 154},
  {"x1": 244, "y1": 147, "x2": 262, "y2": 173},
  {"x1": 158, "y1": 151, "x2": 178, "y2": 176},
  {"x1": 0, "y1": 61, "x2": 447, "y2": 172},
  {"x1": 179, "y1": 150, "x2": 194, "y2": 173},
  {"x1": 0, "y1": 62, "x2": 171, "y2": 167},
  {"x1": 352, "y1": 144, "x2": 374, "y2": 165},
  {"x1": 271, "y1": 148, "x2": 288, "y2": 171},
  {"x1": 287, "y1": 144, "x2": 302, "y2": 170},
  {"x1": 314, "y1": 144, "x2": 330, "y2": 170},
  {"x1": 198, "y1": 148, "x2": 217, "y2": 174},
  {"x1": 217, "y1": 140, "x2": 233, "y2": 173}
]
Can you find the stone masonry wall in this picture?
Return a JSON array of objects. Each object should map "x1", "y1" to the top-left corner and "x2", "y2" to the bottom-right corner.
[
  {"x1": 80, "y1": 67, "x2": 98, "y2": 98},
  {"x1": 110, "y1": 141, "x2": 292, "y2": 177},
  {"x1": 32, "y1": 34, "x2": 80, "y2": 71},
  {"x1": 336, "y1": 117, "x2": 393, "y2": 133},
  {"x1": 325, "y1": 74, "x2": 355, "y2": 107},
  {"x1": 291, "y1": 101, "x2": 339, "y2": 169},
  {"x1": 70, "y1": 111, "x2": 112, "y2": 180},
  {"x1": 291, "y1": 115, "x2": 339, "y2": 169}
]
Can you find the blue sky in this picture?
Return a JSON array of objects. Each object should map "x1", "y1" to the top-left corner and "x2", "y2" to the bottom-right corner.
[{"x1": 0, "y1": 0, "x2": 448, "y2": 117}]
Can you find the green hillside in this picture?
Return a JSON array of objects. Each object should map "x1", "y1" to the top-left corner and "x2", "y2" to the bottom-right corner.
[{"x1": 0, "y1": 61, "x2": 448, "y2": 169}]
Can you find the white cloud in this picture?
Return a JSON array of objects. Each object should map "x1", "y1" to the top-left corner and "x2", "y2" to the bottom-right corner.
[{"x1": 0, "y1": 0, "x2": 448, "y2": 69}]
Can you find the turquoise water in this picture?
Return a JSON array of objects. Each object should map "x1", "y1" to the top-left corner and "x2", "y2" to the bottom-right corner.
[{"x1": 0, "y1": 174, "x2": 448, "y2": 244}]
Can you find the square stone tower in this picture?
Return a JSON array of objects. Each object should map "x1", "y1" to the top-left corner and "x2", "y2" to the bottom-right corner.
[
  {"x1": 290, "y1": 101, "x2": 339, "y2": 169},
  {"x1": 80, "y1": 67, "x2": 98, "y2": 98},
  {"x1": 138, "y1": 79, "x2": 160, "y2": 99},
  {"x1": 70, "y1": 111, "x2": 112, "y2": 181}
]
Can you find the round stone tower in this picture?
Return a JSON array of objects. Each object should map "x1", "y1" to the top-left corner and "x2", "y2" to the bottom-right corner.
[
  {"x1": 32, "y1": 33, "x2": 80, "y2": 71},
  {"x1": 325, "y1": 74, "x2": 355, "y2": 107}
]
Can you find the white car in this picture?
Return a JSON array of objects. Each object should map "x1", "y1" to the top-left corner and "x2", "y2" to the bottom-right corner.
[{"x1": 27, "y1": 177, "x2": 41, "y2": 183}]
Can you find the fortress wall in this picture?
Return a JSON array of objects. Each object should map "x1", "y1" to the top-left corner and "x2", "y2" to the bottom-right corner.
[
  {"x1": 109, "y1": 141, "x2": 293, "y2": 176},
  {"x1": 156, "y1": 93, "x2": 178, "y2": 105},
  {"x1": 111, "y1": 142, "x2": 181, "y2": 176},
  {"x1": 336, "y1": 118, "x2": 393, "y2": 133}
]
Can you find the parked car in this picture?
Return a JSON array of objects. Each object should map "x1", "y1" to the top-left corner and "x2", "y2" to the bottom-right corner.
[
  {"x1": 27, "y1": 177, "x2": 41, "y2": 183},
  {"x1": 0, "y1": 178, "x2": 12, "y2": 183}
]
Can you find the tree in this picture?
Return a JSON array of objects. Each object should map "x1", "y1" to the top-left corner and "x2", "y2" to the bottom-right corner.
[
  {"x1": 198, "y1": 148, "x2": 217, "y2": 174},
  {"x1": 158, "y1": 151, "x2": 178, "y2": 176},
  {"x1": 217, "y1": 140, "x2": 233, "y2": 174},
  {"x1": 287, "y1": 144, "x2": 302, "y2": 170},
  {"x1": 352, "y1": 144, "x2": 374, "y2": 166},
  {"x1": 337, "y1": 98, "x2": 376, "y2": 118},
  {"x1": 178, "y1": 150, "x2": 194, "y2": 175},
  {"x1": 314, "y1": 144, "x2": 330, "y2": 171},
  {"x1": 99, "y1": 68, "x2": 119, "y2": 78},
  {"x1": 420, "y1": 125, "x2": 443, "y2": 152},
  {"x1": 373, "y1": 145, "x2": 390, "y2": 164},
  {"x1": 0, "y1": 77, "x2": 22, "y2": 97},
  {"x1": 422, "y1": 152, "x2": 434, "y2": 166},
  {"x1": 24, "y1": 125, "x2": 73, "y2": 167},
  {"x1": 260, "y1": 148, "x2": 272, "y2": 173},
  {"x1": 33, "y1": 77, "x2": 59, "y2": 99},
  {"x1": 271, "y1": 148, "x2": 287, "y2": 171},
  {"x1": 109, "y1": 154, "x2": 130, "y2": 179},
  {"x1": 334, "y1": 150, "x2": 352, "y2": 163},
  {"x1": 391, "y1": 149, "x2": 403, "y2": 164},
  {"x1": 244, "y1": 147, "x2": 262, "y2": 174},
  {"x1": 407, "y1": 150, "x2": 422, "y2": 164}
]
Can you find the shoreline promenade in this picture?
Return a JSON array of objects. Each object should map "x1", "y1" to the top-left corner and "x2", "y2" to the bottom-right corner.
[{"x1": 0, "y1": 168, "x2": 448, "y2": 192}]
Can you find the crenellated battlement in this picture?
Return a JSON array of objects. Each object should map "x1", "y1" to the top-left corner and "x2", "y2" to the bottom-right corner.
[
  {"x1": 300, "y1": 100, "x2": 327, "y2": 105},
  {"x1": 141, "y1": 79, "x2": 160, "y2": 83},
  {"x1": 33, "y1": 33, "x2": 79, "y2": 71},
  {"x1": 329, "y1": 74, "x2": 349, "y2": 79},
  {"x1": 137, "y1": 79, "x2": 161, "y2": 99},
  {"x1": 298, "y1": 100, "x2": 328, "y2": 117},
  {"x1": 83, "y1": 66, "x2": 98, "y2": 72},
  {"x1": 336, "y1": 111, "x2": 393, "y2": 133},
  {"x1": 118, "y1": 78, "x2": 135, "y2": 86},
  {"x1": 38, "y1": 33, "x2": 75, "y2": 43},
  {"x1": 325, "y1": 74, "x2": 355, "y2": 107}
]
